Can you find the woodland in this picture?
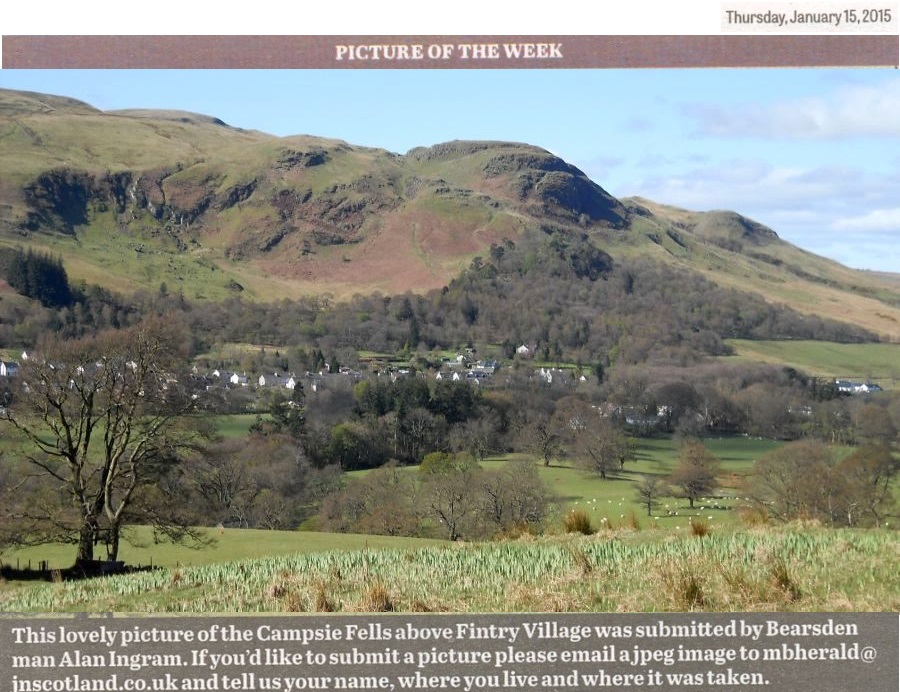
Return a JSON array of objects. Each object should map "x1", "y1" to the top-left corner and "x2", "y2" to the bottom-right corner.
[{"x1": 0, "y1": 230, "x2": 897, "y2": 567}]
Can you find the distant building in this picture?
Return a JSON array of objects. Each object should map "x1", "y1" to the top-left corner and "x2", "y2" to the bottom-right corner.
[{"x1": 835, "y1": 379, "x2": 884, "y2": 394}]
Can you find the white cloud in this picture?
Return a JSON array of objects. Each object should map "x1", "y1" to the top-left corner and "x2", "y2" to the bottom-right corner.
[
  {"x1": 624, "y1": 159, "x2": 900, "y2": 271},
  {"x1": 633, "y1": 160, "x2": 878, "y2": 214},
  {"x1": 801, "y1": 236, "x2": 900, "y2": 273},
  {"x1": 687, "y1": 77, "x2": 900, "y2": 139},
  {"x1": 833, "y1": 208, "x2": 900, "y2": 233}
]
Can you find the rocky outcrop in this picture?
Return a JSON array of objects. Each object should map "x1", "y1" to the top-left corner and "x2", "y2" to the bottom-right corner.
[{"x1": 23, "y1": 169, "x2": 94, "y2": 234}]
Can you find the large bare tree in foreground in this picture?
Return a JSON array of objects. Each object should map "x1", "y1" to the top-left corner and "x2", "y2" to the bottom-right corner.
[{"x1": 1, "y1": 319, "x2": 205, "y2": 565}]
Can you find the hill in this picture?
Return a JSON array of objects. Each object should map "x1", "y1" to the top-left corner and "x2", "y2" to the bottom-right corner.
[{"x1": 1, "y1": 88, "x2": 898, "y2": 339}]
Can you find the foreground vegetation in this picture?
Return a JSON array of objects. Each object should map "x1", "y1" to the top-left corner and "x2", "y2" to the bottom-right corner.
[{"x1": 2, "y1": 525, "x2": 896, "y2": 613}]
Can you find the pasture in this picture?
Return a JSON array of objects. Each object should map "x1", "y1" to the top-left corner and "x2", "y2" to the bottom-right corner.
[
  {"x1": 1, "y1": 434, "x2": 780, "y2": 575},
  {"x1": 480, "y1": 435, "x2": 782, "y2": 531},
  {"x1": 7, "y1": 433, "x2": 894, "y2": 617},
  {"x1": 724, "y1": 339, "x2": 900, "y2": 388}
]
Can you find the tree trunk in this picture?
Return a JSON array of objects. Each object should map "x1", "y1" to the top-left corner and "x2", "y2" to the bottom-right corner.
[
  {"x1": 76, "y1": 521, "x2": 96, "y2": 564},
  {"x1": 108, "y1": 524, "x2": 121, "y2": 562}
]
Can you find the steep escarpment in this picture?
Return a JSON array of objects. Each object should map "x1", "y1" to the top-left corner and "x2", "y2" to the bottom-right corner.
[
  {"x1": 1, "y1": 88, "x2": 898, "y2": 339},
  {"x1": 1, "y1": 97, "x2": 630, "y2": 293},
  {"x1": 406, "y1": 140, "x2": 627, "y2": 228}
]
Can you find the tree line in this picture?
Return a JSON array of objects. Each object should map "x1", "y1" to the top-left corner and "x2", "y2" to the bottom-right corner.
[
  {"x1": 0, "y1": 230, "x2": 877, "y2": 362},
  {"x1": 0, "y1": 318, "x2": 895, "y2": 569},
  {"x1": 0, "y1": 229, "x2": 895, "y2": 566}
]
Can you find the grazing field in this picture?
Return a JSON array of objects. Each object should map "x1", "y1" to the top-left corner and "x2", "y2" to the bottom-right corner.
[
  {"x1": 2, "y1": 435, "x2": 780, "y2": 574},
  {"x1": 2, "y1": 527, "x2": 896, "y2": 613},
  {"x1": 477, "y1": 435, "x2": 782, "y2": 531},
  {"x1": 723, "y1": 339, "x2": 900, "y2": 387},
  {"x1": 6, "y1": 435, "x2": 892, "y2": 616},
  {"x1": 214, "y1": 413, "x2": 265, "y2": 438}
]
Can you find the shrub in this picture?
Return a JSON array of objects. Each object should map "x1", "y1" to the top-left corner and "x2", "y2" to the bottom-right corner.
[
  {"x1": 563, "y1": 509, "x2": 594, "y2": 535},
  {"x1": 689, "y1": 518, "x2": 711, "y2": 537}
]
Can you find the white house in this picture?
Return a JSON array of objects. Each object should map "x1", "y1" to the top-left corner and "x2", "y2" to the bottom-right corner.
[{"x1": 258, "y1": 373, "x2": 297, "y2": 389}]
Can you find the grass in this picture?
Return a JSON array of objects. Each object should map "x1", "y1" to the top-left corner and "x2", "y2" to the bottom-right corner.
[
  {"x1": 0, "y1": 211, "x2": 251, "y2": 301},
  {"x1": 724, "y1": 339, "x2": 900, "y2": 387},
  {"x1": 0, "y1": 526, "x2": 442, "y2": 572},
  {"x1": 350, "y1": 436, "x2": 785, "y2": 532},
  {"x1": 6, "y1": 435, "x2": 893, "y2": 614},
  {"x1": 213, "y1": 413, "x2": 264, "y2": 438},
  {"x1": 0, "y1": 434, "x2": 797, "y2": 575},
  {"x1": 2, "y1": 526, "x2": 896, "y2": 612},
  {"x1": 480, "y1": 435, "x2": 782, "y2": 531}
]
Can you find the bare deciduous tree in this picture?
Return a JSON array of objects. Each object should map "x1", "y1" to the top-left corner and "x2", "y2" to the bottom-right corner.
[
  {"x1": 1, "y1": 319, "x2": 206, "y2": 565},
  {"x1": 668, "y1": 439, "x2": 720, "y2": 509},
  {"x1": 635, "y1": 476, "x2": 668, "y2": 517}
]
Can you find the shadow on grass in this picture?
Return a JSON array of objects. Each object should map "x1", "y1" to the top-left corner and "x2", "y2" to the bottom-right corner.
[{"x1": 1, "y1": 559, "x2": 157, "y2": 583}]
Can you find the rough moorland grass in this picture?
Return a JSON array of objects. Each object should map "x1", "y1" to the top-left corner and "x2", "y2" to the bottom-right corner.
[{"x1": 2, "y1": 527, "x2": 896, "y2": 613}]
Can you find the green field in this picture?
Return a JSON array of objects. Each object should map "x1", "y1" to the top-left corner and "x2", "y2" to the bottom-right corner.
[
  {"x1": 214, "y1": 413, "x2": 264, "y2": 438},
  {"x1": 1, "y1": 435, "x2": 782, "y2": 574},
  {"x1": 724, "y1": 339, "x2": 900, "y2": 387},
  {"x1": 0, "y1": 527, "x2": 441, "y2": 572},
  {"x1": 480, "y1": 436, "x2": 783, "y2": 531}
]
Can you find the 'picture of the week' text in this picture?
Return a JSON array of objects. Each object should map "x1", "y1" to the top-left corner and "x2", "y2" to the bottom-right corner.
[{"x1": 334, "y1": 43, "x2": 564, "y2": 61}]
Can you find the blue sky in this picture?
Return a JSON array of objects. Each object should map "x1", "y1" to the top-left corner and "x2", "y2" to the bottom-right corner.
[{"x1": 1, "y1": 68, "x2": 897, "y2": 272}]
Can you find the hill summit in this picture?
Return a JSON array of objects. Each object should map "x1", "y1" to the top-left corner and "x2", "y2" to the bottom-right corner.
[{"x1": 0, "y1": 88, "x2": 898, "y2": 339}]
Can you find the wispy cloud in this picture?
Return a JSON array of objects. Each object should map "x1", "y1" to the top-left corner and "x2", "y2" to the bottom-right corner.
[
  {"x1": 833, "y1": 208, "x2": 900, "y2": 233},
  {"x1": 686, "y1": 77, "x2": 900, "y2": 139},
  {"x1": 627, "y1": 159, "x2": 900, "y2": 270},
  {"x1": 580, "y1": 155, "x2": 626, "y2": 182},
  {"x1": 634, "y1": 160, "x2": 876, "y2": 212}
]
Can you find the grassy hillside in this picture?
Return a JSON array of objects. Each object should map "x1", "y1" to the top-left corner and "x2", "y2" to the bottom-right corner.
[
  {"x1": 2, "y1": 527, "x2": 896, "y2": 612},
  {"x1": 618, "y1": 199, "x2": 900, "y2": 341},
  {"x1": 724, "y1": 339, "x2": 900, "y2": 386},
  {"x1": 2, "y1": 89, "x2": 899, "y2": 339}
]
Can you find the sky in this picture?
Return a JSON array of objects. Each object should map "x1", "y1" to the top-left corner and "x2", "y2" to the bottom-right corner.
[{"x1": 0, "y1": 68, "x2": 897, "y2": 273}]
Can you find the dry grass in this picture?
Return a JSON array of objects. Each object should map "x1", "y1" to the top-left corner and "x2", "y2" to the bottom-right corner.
[
  {"x1": 313, "y1": 579, "x2": 337, "y2": 612},
  {"x1": 689, "y1": 518, "x2": 711, "y2": 537},
  {"x1": 360, "y1": 580, "x2": 395, "y2": 612},
  {"x1": 3, "y1": 526, "x2": 896, "y2": 613},
  {"x1": 660, "y1": 560, "x2": 707, "y2": 610},
  {"x1": 768, "y1": 555, "x2": 802, "y2": 602},
  {"x1": 569, "y1": 547, "x2": 595, "y2": 576},
  {"x1": 563, "y1": 509, "x2": 595, "y2": 535}
]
